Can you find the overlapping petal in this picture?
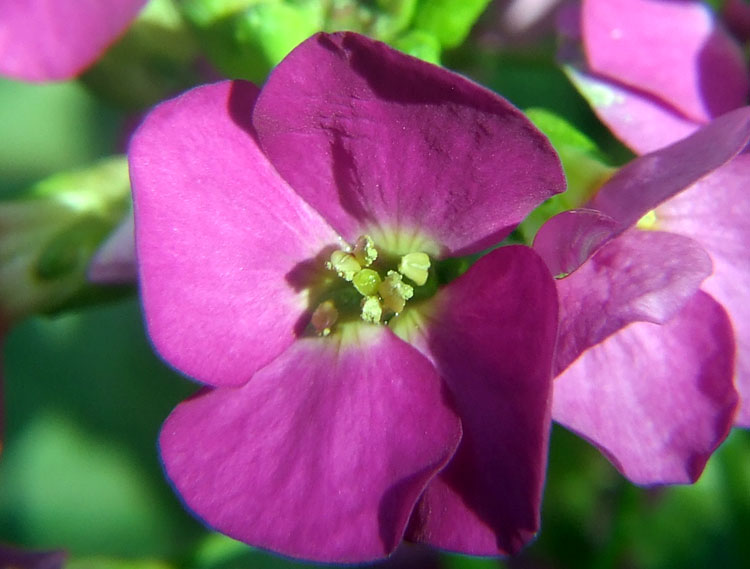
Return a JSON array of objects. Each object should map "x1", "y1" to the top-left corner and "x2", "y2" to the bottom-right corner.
[
  {"x1": 160, "y1": 327, "x2": 462, "y2": 563},
  {"x1": 532, "y1": 208, "x2": 617, "y2": 277},
  {"x1": 552, "y1": 229, "x2": 712, "y2": 374},
  {"x1": 404, "y1": 246, "x2": 557, "y2": 555},
  {"x1": 553, "y1": 290, "x2": 738, "y2": 484},
  {"x1": 654, "y1": 154, "x2": 750, "y2": 426},
  {"x1": 130, "y1": 80, "x2": 340, "y2": 387},
  {"x1": 564, "y1": 66, "x2": 701, "y2": 154},
  {"x1": 253, "y1": 32, "x2": 565, "y2": 257},
  {"x1": 582, "y1": 0, "x2": 748, "y2": 124},
  {"x1": 0, "y1": 0, "x2": 147, "y2": 81},
  {"x1": 588, "y1": 107, "x2": 750, "y2": 229}
]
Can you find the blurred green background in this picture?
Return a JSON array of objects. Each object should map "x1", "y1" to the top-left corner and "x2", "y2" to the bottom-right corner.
[{"x1": 1, "y1": 1, "x2": 749, "y2": 568}]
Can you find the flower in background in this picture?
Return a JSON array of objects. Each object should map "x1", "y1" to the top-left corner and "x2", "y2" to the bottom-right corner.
[
  {"x1": 533, "y1": 108, "x2": 750, "y2": 483},
  {"x1": 131, "y1": 32, "x2": 565, "y2": 562},
  {"x1": 723, "y1": 0, "x2": 750, "y2": 43},
  {"x1": 482, "y1": 0, "x2": 564, "y2": 47},
  {"x1": 0, "y1": 0, "x2": 147, "y2": 81},
  {"x1": 0, "y1": 544, "x2": 66, "y2": 569},
  {"x1": 559, "y1": 0, "x2": 750, "y2": 428},
  {"x1": 561, "y1": 0, "x2": 748, "y2": 154}
]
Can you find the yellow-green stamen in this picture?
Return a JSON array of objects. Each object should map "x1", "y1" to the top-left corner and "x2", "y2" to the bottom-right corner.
[
  {"x1": 327, "y1": 250, "x2": 361, "y2": 281},
  {"x1": 310, "y1": 234, "x2": 433, "y2": 335},
  {"x1": 398, "y1": 251, "x2": 431, "y2": 286},
  {"x1": 353, "y1": 234, "x2": 378, "y2": 267},
  {"x1": 378, "y1": 270, "x2": 413, "y2": 314},
  {"x1": 361, "y1": 296, "x2": 383, "y2": 323},
  {"x1": 353, "y1": 268, "x2": 382, "y2": 296}
]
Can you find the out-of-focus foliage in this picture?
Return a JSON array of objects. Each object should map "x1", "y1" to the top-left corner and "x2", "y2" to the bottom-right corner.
[
  {"x1": 0, "y1": 1, "x2": 748, "y2": 568},
  {"x1": 81, "y1": 0, "x2": 202, "y2": 109},
  {"x1": 0, "y1": 157, "x2": 133, "y2": 323},
  {"x1": 178, "y1": 0, "x2": 492, "y2": 80}
]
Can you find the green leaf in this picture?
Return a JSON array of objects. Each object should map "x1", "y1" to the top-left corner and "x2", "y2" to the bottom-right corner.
[
  {"x1": 1, "y1": 299, "x2": 204, "y2": 557},
  {"x1": 0, "y1": 156, "x2": 133, "y2": 322},
  {"x1": 412, "y1": 0, "x2": 491, "y2": 48},
  {"x1": 516, "y1": 108, "x2": 615, "y2": 242},
  {"x1": 82, "y1": 0, "x2": 201, "y2": 109},
  {"x1": 0, "y1": 412, "x2": 175, "y2": 555},
  {"x1": 442, "y1": 553, "x2": 506, "y2": 569},
  {"x1": 180, "y1": 0, "x2": 324, "y2": 82},
  {"x1": 390, "y1": 29, "x2": 442, "y2": 64},
  {"x1": 0, "y1": 79, "x2": 120, "y2": 195}
]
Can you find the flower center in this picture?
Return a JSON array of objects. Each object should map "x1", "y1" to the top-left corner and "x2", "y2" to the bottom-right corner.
[{"x1": 309, "y1": 235, "x2": 433, "y2": 336}]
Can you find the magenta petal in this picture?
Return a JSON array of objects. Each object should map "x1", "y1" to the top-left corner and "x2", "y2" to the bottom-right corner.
[
  {"x1": 0, "y1": 0, "x2": 147, "y2": 81},
  {"x1": 553, "y1": 290, "x2": 738, "y2": 484},
  {"x1": 582, "y1": 0, "x2": 748, "y2": 123},
  {"x1": 160, "y1": 328, "x2": 462, "y2": 563},
  {"x1": 130, "y1": 81, "x2": 339, "y2": 387},
  {"x1": 555, "y1": 229, "x2": 712, "y2": 374},
  {"x1": 655, "y1": 154, "x2": 750, "y2": 426},
  {"x1": 589, "y1": 107, "x2": 750, "y2": 229},
  {"x1": 405, "y1": 246, "x2": 558, "y2": 555},
  {"x1": 253, "y1": 32, "x2": 565, "y2": 256},
  {"x1": 565, "y1": 66, "x2": 702, "y2": 154},
  {"x1": 533, "y1": 208, "x2": 618, "y2": 277}
]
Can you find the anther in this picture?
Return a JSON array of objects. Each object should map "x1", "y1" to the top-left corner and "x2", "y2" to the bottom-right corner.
[
  {"x1": 361, "y1": 296, "x2": 383, "y2": 324},
  {"x1": 398, "y1": 252, "x2": 431, "y2": 286},
  {"x1": 327, "y1": 250, "x2": 361, "y2": 281},
  {"x1": 353, "y1": 235, "x2": 378, "y2": 267}
]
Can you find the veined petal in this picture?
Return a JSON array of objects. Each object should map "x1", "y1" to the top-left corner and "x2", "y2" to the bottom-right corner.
[
  {"x1": 582, "y1": 0, "x2": 748, "y2": 124},
  {"x1": 159, "y1": 327, "x2": 462, "y2": 563},
  {"x1": 565, "y1": 66, "x2": 702, "y2": 154},
  {"x1": 654, "y1": 154, "x2": 750, "y2": 426},
  {"x1": 533, "y1": 208, "x2": 618, "y2": 277},
  {"x1": 555, "y1": 229, "x2": 712, "y2": 374},
  {"x1": 130, "y1": 80, "x2": 340, "y2": 387},
  {"x1": 0, "y1": 0, "x2": 147, "y2": 81},
  {"x1": 553, "y1": 291, "x2": 738, "y2": 485},
  {"x1": 404, "y1": 246, "x2": 557, "y2": 555},
  {"x1": 253, "y1": 32, "x2": 565, "y2": 257},
  {"x1": 589, "y1": 107, "x2": 750, "y2": 229}
]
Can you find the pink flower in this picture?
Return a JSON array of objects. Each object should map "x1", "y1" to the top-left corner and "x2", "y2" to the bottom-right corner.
[
  {"x1": 0, "y1": 0, "x2": 147, "y2": 81},
  {"x1": 560, "y1": 0, "x2": 750, "y2": 428},
  {"x1": 534, "y1": 109, "x2": 750, "y2": 483},
  {"x1": 563, "y1": 0, "x2": 748, "y2": 154},
  {"x1": 131, "y1": 33, "x2": 565, "y2": 561}
]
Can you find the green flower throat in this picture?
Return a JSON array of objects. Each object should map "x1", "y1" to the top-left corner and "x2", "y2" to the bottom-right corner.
[{"x1": 309, "y1": 235, "x2": 436, "y2": 336}]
